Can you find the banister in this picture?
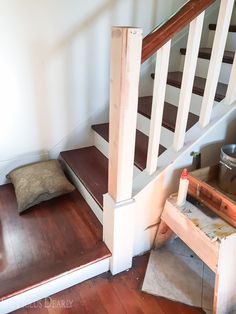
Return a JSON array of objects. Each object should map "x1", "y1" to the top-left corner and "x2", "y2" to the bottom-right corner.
[{"x1": 141, "y1": 0, "x2": 215, "y2": 63}]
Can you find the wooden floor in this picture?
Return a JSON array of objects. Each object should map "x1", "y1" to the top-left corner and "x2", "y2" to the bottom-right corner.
[
  {"x1": 0, "y1": 184, "x2": 110, "y2": 300},
  {"x1": 13, "y1": 254, "x2": 205, "y2": 314}
]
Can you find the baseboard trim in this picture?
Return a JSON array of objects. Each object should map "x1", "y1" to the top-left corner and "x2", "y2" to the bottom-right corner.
[
  {"x1": 0, "y1": 151, "x2": 49, "y2": 185},
  {"x1": 0, "y1": 258, "x2": 109, "y2": 314}
]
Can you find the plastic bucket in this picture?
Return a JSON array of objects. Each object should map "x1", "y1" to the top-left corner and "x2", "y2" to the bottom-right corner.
[{"x1": 218, "y1": 144, "x2": 236, "y2": 195}]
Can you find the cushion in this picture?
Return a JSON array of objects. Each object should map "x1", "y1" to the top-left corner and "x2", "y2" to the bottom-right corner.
[{"x1": 7, "y1": 160, "x2": 75, "y2": 213}]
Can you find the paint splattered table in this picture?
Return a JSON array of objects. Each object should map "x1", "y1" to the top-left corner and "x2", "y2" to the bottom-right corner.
[{"x1": 162, "y1": 194, "x2": 236, "y2": 314}]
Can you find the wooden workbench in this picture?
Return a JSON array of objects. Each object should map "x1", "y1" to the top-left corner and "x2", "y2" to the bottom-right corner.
[{"x1": 162, "y1": 194, "x2": 236, "y2": 314}]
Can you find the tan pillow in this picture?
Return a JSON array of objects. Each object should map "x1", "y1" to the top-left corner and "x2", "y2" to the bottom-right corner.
[{"x1": 7, "y1": 160, "x2": 75, "y2": 213}]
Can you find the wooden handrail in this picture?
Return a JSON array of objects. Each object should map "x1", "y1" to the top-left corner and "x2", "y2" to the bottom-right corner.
[{"x1": 141, "y1": 0, "x2": 215, "y2": 63}]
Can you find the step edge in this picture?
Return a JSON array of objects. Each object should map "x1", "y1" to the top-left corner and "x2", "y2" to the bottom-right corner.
[
  {"x1": 180, "y1": 48, "x2": 234, "y2": 64},
  {"x1": 61, "y1": 157, "x2": 104, "y2": 220},
  {"x1": 151, "y1": 72, "x2": 226, "y2": 102},
  {"x1": 0, "y1": 257, "x2": 110, "y2": 314}
]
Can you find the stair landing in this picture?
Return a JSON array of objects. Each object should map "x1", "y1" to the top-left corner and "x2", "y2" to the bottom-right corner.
[{"x1": 0, "y1": 184, "x2": 110, "y2": 305}]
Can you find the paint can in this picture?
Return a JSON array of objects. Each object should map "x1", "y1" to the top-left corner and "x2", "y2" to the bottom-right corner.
[{"x1": 218, "y1": 144, "x2": 236, "y2": 195}]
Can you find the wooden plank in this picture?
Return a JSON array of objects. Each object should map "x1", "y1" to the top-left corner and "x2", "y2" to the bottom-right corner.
[
  {"x1": 214, "y1": 234, "x2": 236, "y2": 313},
  {"x1": 173, "y1": 13, "x2": 204, "y2": 151},
  {"x1": 92, "y1": 123, "x2": 166, "y2": 171},
  {"x1": 209, "y1": 23, "x2": 236, "y2": 32},
  {"x1": 146, "y1": 40, "x2": 171, "y2": 175},
  {"x1": 108, "y1": 27, "x2": 142, "y2": 202},
  {"x1": 180, "y1": 47, "x2": 235, "y2": 64},
  {"x1": 138, "y1": 97, "x2": 198, "y2": 132},
  {"x1": 166, "y1": 71, "x2": 227, "y2": 102},
  {"x1": 61, "y1": 146, "x2": 108, "y2": 208},
  {"x1": 199, "y1": 0, "x2": 234, "y2": 127},
  {"x1": 162, "y1": 197, "x2": 219, "y2": 273}
]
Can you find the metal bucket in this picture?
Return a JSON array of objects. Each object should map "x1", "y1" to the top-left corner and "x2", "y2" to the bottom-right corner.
[{"x1": 218, "y1": 144, "x2": 236, "y2": 195}]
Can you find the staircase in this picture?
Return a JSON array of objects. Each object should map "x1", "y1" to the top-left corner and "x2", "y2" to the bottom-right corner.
[
  {"x1": 61, "y1": 0, "x2": 236, "y2": 267},
  {"x1": 1, "y1": 1, "x2": 236, "y2": 313}
]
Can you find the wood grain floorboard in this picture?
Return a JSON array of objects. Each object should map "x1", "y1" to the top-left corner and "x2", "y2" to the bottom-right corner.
[
  {"x1": 138, "y1": 97, "x2": 198, "y2": 132},
  {"x1": 13, "y1": 254, "x2": 205, "y2": 314},
  {"x1": 0, "y1": 184, "x2": 110, "y2": 300}
]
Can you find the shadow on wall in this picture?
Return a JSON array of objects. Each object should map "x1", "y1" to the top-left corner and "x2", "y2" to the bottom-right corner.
[
  {"x1": 9, "y1": 0, "x2": 187, "y2": 161},
  {"x1": 32, "y1": 0, "x2": 180, "y2": 157},
  {"x1": 32, "y1": 0, "x2": 119, "y2": 157}
]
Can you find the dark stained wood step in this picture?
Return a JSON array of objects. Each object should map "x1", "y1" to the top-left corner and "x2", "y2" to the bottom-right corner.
[
  {"x1": 180, "y1": 47, "x2": 235, "y2": 64},
  {"x1": 15, "y1": 254, "x2": 205, "y2": 314},
  {"x1": 92, "y1": 123, "x2": 166, "y2": 171},
  {"x1": 61, "y1": 146, "x2": 108, "y2": 208},
  {"x1": 155, "y1": 71, "x2": 227, "y2": 102},
  {"x1": 0, "y1": 184, "x2": 110, "y2": 300},
  {"x1": 138, "y1": 97, "x2": 199, "y2": 132},
  {"x1": 209, "y1": 24, "x2": 236, "y2": 32}
]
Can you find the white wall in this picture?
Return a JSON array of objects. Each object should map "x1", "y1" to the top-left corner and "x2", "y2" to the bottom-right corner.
[{"x1": 0, "y1": 0, "x2": 187, "y2": 184}]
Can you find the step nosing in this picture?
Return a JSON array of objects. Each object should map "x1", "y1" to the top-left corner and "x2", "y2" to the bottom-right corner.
[
  {"x1": 180, "y1": 48, "x2": 234, "y2": 64},
  {"x1": 0, "y1": 248, "x2": 111, "y2": 301}
]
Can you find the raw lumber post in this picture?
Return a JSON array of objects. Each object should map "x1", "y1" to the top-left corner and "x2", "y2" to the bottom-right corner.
[
  {"x1": 108, "y1": 27, "x2": 142, "y2": 202},
  {"x1": 104, "y1": 27, "x2": 142, "y2": 274}
]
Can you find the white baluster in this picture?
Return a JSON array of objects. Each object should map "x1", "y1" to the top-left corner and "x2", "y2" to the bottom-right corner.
[
  {"x1": 173, "y1": 12, "x2": 205, "y2": 152},
  {"x1": 146, "y1": 40, "x2": 171, "y2": 175},
  {"x1": 225, "y1": 53, "x2": 236, "y2": 105},
  {"x1": 199, "y1": 0, "x2": 234, "y2": 128}
]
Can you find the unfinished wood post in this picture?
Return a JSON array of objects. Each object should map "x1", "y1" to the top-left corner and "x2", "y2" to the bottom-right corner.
[
  {"x1": 214, "y1": 235, "x2": 236, "y2": 313},
  {"x1": 108, "y1": 27, "x2": 142, "y2": 203}
]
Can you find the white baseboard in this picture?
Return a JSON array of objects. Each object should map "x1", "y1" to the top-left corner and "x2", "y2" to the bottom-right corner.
[
  {"x1": 0, "y1": 151, "x2": 49, "y2": 185},
  {"x1": 0, "y1": 258, "x2": 109, "y2": 314}
]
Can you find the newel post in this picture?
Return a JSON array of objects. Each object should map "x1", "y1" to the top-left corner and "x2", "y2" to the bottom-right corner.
[{"x1": 103, "y1": 27, "x2": 142, "y2": 274}]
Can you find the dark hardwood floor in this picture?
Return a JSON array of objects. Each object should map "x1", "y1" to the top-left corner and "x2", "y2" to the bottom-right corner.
[
  {"x1": 13, "y1": 254, "x2": 205, "y2": 314},
  {"x1": 0, "y1": 184, "x2": 110, "y2": 300}
]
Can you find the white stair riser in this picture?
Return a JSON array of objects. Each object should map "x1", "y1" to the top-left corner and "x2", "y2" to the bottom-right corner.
[
  {"x1": 0, "y1": 258, "x2": 109, "y2": 314},
  {"x1": 180, "y1": 55, "x2": 232, "y2": 84},
  {"x1": 136, "y1": 113, "x2": 174, "y2": 148},
  {"x1": 207, "y1": 30, "x2": 236, "y2": 51},
  {"x1": 166, "y1": 84, "x2": 203, "y2": 116},
  {"x1": 93, "y1": 130, "x2": 141, "y2": 178}
]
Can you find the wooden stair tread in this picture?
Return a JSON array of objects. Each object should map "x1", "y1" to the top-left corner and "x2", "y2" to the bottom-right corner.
[
  {"x1": 92, "y1": 123, "x2": 166, "y2": 171},
  {"x1": 0, "y1": 185, "x2": 110, "y2": 300},
  {"x1": 209, "y1": 24, "x2": 236, "y2": 32},
  {"x1": 180, "y1": 47, "x2": 235, "y2": 64},
  {"x1": 138, "y1": 97, "x2": 198, "y2": 132},
  {"x1": 166, "y1": 71, "x2": 227, "y2": 102},
  {"x1": 61, "y1": 146, "x2": 108, "y2": 208}
]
